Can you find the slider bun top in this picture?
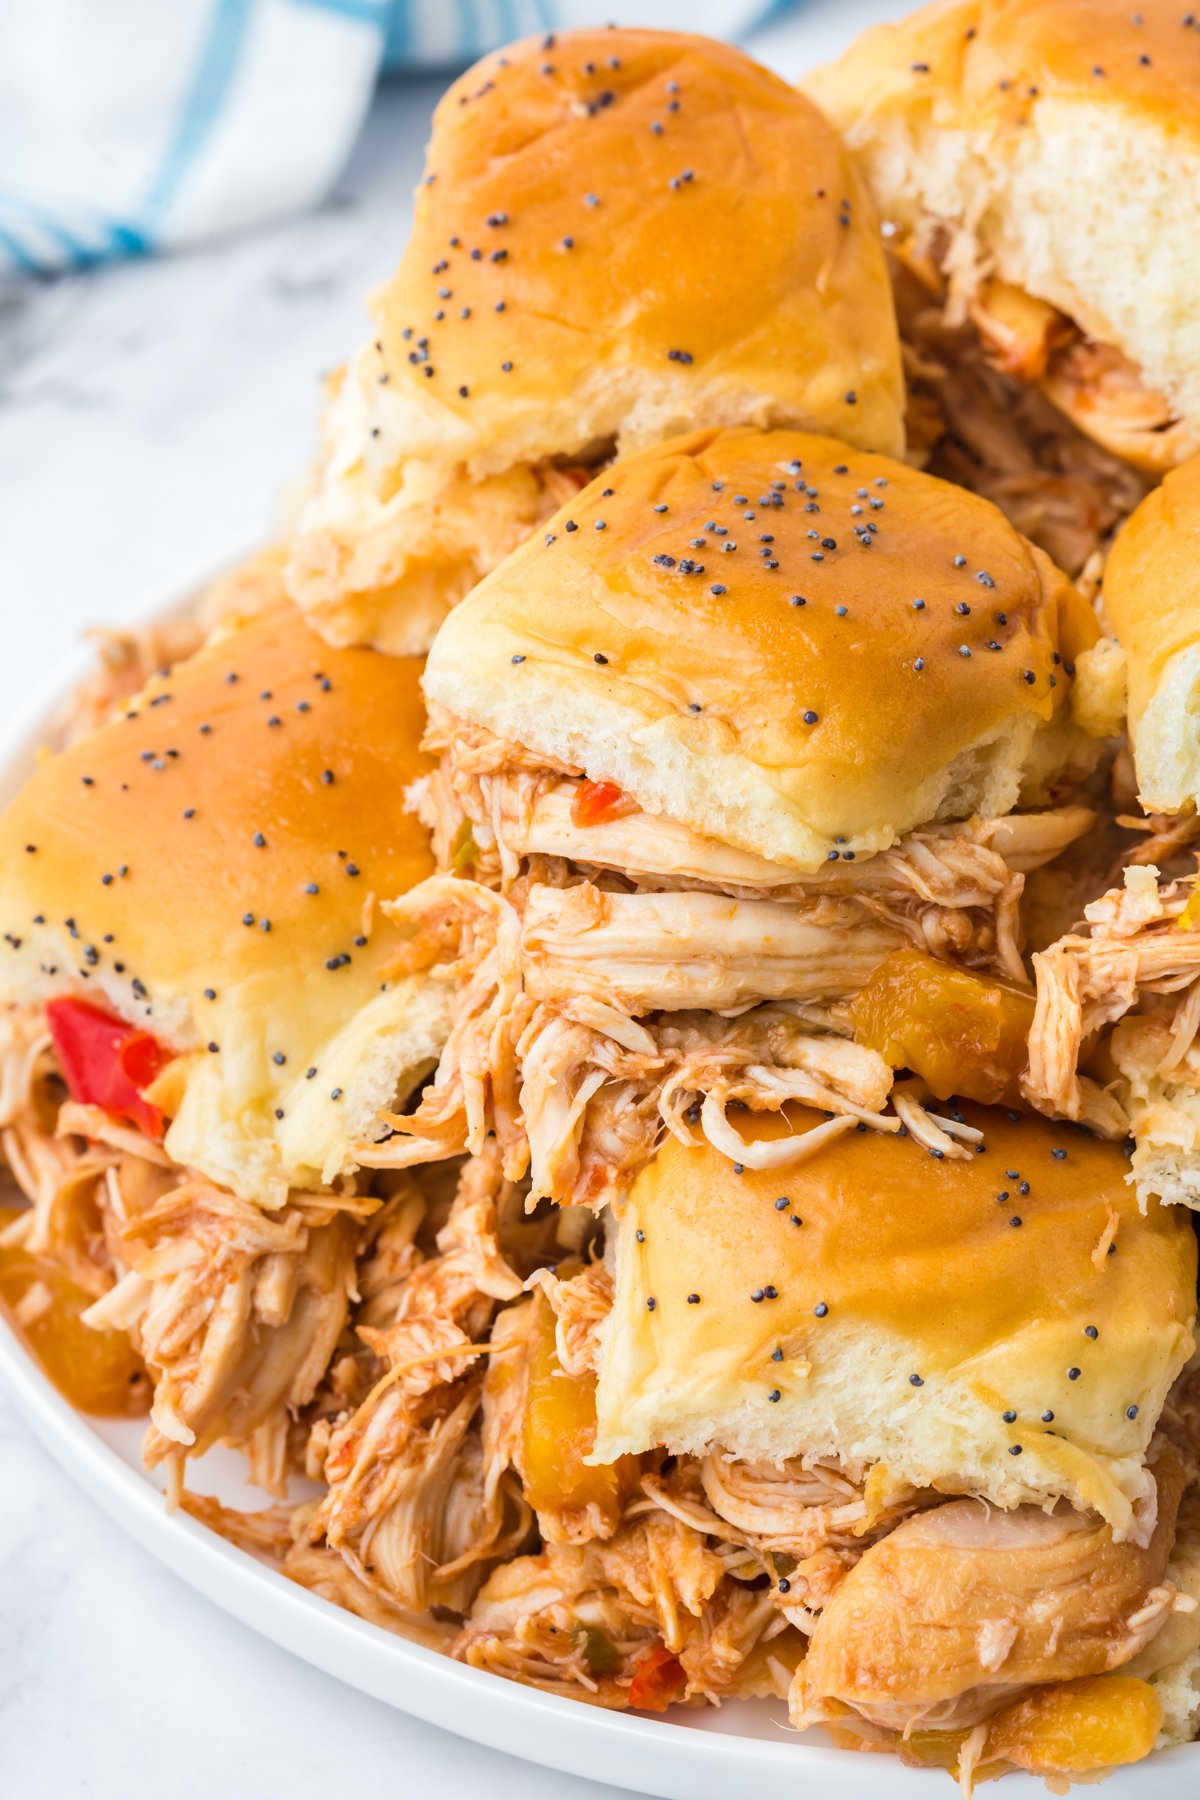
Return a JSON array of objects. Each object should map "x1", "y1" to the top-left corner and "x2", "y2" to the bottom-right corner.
[
  {"x1": 424, "y1": 426, "x2": 1101, "y2": 871},
  {"x1": 1103, "y1": 454, "x2": 1200, "y2": 814},
  {"x1": 362, "y1": 28, "x2": 906, "y2": 480},
  {"x1": 811, "y1": 0, "x2": 1200, "y2": 447},
  {"x1": 593, "y1": 1102, "x2": 1196, "y2": 1540},
  {"x1": 0, "y1": 604, "x2": 450, "y2": 1203}
]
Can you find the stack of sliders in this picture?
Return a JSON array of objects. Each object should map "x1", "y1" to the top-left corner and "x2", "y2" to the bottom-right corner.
[{"x1": 2, "y1": 11, "x2": 1200, "y2": 1790}]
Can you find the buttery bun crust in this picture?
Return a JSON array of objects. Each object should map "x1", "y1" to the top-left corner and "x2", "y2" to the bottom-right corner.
[
  {"x1": 812, "y1": 0, "x2": 1200, "y2": 450},
  {"x1": 1104, "y1": 454, "x2": 1200, "y2": 814},
  {"x1": 286, "y1": 27, "x2": 906, "y2": 654},
  {"x1": 373, "y1": 29, "x2": 905, "y2": 474},
  {"x1": 593, "y1": 1103, "x2": 1196, "y2": 1538},
  {"x1": 425, "y1": 426, "x2": 1100, "y2": 870},
  {"x1": 0, "y1": 605, "x2": 450, "y2": 1201}
]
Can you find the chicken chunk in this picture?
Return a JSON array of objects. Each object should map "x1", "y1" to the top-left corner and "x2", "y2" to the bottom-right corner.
[{"x1": 792, "y1": 1451, "x2": 1185, "y2": 1735}]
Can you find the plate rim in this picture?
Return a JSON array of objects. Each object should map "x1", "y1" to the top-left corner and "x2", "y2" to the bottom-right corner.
[{"x1": 0, "y1": 567, "x2": 1195, "y2": 1799}]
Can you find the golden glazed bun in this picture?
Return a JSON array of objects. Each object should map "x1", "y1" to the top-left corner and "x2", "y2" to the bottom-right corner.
[
  {"x1": 372, "y1": 30, "x2": 906, "y2": 473},
  {"x1": 592, "y1": 1104, "x2": 1197, "y2": 1540},
  {"x1": 1103, "y1": 454, "x2": 1200, "y2": 814},
  {"x1": 286, "y1": 27, "x2": 906, "y2": 654},
  {"x1": 0, "y1": 604, "x2": 450, "y2": 1204},
  {"x1": 424, "y1": 426, "x2": 1102, "y2": 871},
  {"x1": 811, "y1": 0, "x2": 1200, "y2": 465}
]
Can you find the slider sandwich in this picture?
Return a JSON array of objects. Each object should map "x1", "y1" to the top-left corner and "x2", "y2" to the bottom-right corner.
[
  {"x1": 1025, "y1": 456, "x2": 1200, "y2": 1205},
  {"x1": 373, "y1": 425, "x2": 1114, "y2": 1206},
  {"x1": 457, "y1": 1106, "x2": 1200, "y2": 1781},
  {"x1": 813, "y1": 0, "x2": 1200, "y2": 571},
  {"x1": 285, "y1": 27, "x2": 906, "y2": 654},
  {"x1": 0, "y1": 602, "x2": 451, "y2": 1488}
]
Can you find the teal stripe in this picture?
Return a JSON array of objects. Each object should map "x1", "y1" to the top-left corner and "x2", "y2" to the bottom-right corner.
[
  {"x1": 0, "y1": 221, "x2": 39, "y2": 275},
  {"x1": 382, "y1": 0, "x2": 409, "y2": 62},
  {"x1": 108, "y1": 221, "x2": 152, "y2": 258},
  {"x1": 0, "y1": 188, "x2": 150, "y2": 271},
  {"x1": 747, "y1": 0, "x2": 800, "y2": 28},
  {"x1": 25, "y1": 216, "x2": 101, "y2": 269},
  {"x1": 140, "y1": 0, "x2": 257, "y2": 237}
]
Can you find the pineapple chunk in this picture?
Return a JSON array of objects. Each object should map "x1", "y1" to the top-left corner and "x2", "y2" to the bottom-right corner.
[
  {"x1": 900, "y1": 1675, "x2": 1163, "y2": 1781},
  {"x1": 850, "y1": 947, "x2": 1034, "y2": 1104},
  {"x1": 521, "y1": 1283, "x2": 626, "y2": 1520},
  {"x1": 986, "y1": 1674, "x2": 1163, "y2": 1775}
]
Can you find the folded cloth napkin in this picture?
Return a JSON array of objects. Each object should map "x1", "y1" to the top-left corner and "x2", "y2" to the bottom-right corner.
[{"x1": 0, "y1": 0, "x2": 796, "y2": 277}]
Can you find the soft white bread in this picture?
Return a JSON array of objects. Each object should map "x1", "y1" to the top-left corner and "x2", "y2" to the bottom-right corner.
[
  {"x1": 811, "y1": 0, "x2": 1200, "y2": 470},
  {"x1": 424, "y1": 426, "x2": 1103, "y2": 872},
  {"x1": 0, "y1": 602, "x2": 450, "y2": 1204},
  {"x1": 286, "y1": 27, "x2": 906, "y2": 653},
  {"x1": 593, "y1": 1103, "x2": 1197, "y2": 1540},
  {"x1": 1103, "y1": 454, "x2": 1200, "y2": 814}
]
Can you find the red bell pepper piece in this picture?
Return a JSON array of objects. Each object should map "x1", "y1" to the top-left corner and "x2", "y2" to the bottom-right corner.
[
  {"x1": 570, "y1": 779, "x2": 640, "y2": 828},
  {"x1": 627, "y1": 1644, "x2": 686, "y2": 1712},
  {"x1": 45, "y1": 997, "x2": 173, "y2": 1140}
]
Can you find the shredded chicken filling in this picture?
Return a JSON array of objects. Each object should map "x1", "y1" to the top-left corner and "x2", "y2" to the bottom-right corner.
[
  {"x1": 383, "y1": 710, "x2": 1097, "y2": 1206},
  {"x1": 4, "y1": 994, "x2": 1197, "y2": 1746},
  {"x1": 895, "y1": 255, "x2": 1150, "y2": 579},
  {"x1": 1024, "y1": 865, "x2": 1200, "y2": 1208}
]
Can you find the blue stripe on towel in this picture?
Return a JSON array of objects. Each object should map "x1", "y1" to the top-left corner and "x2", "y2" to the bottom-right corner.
[
  {"x1": 0, "y1": 195, "x2": 100, "y2": 270},
  {"x1": 107, "y1": 221, "x2": 152, "y2": 259},
  {"x1": 0, "y1": 221, "x2": 39, "y2": 276},
  {"x1": 748, "y1": 0, "x2": 800, "y2": 26},
  {"x1": 0, "y1": 189, "x2": 151, "y2": 273},
  {"x1": 140, "y1": 0, "x2": 258, "y2": 242}
]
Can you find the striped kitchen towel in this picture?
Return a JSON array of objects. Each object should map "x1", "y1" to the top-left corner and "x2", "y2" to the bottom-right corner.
[{"x1": 0, "y1": 0, "x2": 797, "y2": 277}]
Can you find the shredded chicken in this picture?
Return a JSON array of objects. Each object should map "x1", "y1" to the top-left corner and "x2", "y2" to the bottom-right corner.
[
  {"x1": 1023, "y1": 867, "x2": 1200, "y2": 1202},
  {"x1": 8, "y1": 980, "x2": 1199, "y2": 1750},
  {"x1": 85, "y1": 1167, "x2": 359, "y2": 1496},
  {"x1": 1042, "y1": 340, "x2": 1198, "y2": 479},
  {"x1": 526, "y1": 1259, "x2": 613, "y2": 1379},
  {"x1": 519, "y1": 884, "x2": 925, "y2": 1013},
  {"x1": 375, "y1": 684, "x2": 1118, "y2": 1210},
  {"x1": 363, "y1": 868, "x2": 1021, "y2": 1204},
  {"x1": 286, "y1": 372, "x2": 592, "y2": 654},
  {"x1": 360, "y1": 876, "x2": 897, "y2": 1202},
  {"x1": 792, "y1": 1448, "x2": 1186, "y2": 1736},
  {"x1": 1, "y1": 1003, "x2": 361, "y2": 1494},
  {"x1": 896, "y1": 257, "x2": 1148, "y2": 577},
  {"x1": 495, "y1": 779, "x2": 1091, "y2": 896},
  {"x1": 302, "y1": 1147, "x2": 533, "y2": 1613},
  {"x1": 454, "y1": 1496, "x2": 798, "y2": 1707},
  {"x1": 418, "y1": 706, "x2": 1085, "y2": 995}
]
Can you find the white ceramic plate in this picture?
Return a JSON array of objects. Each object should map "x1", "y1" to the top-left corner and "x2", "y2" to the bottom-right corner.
[{"x1": 0, "y1": 578, "x2": 1195, "y2": 1800}]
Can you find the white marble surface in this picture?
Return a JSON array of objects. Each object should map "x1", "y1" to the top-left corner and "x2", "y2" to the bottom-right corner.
[{"x1": 0, "y1": 9, "x2": 912, "y2": 1797}]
